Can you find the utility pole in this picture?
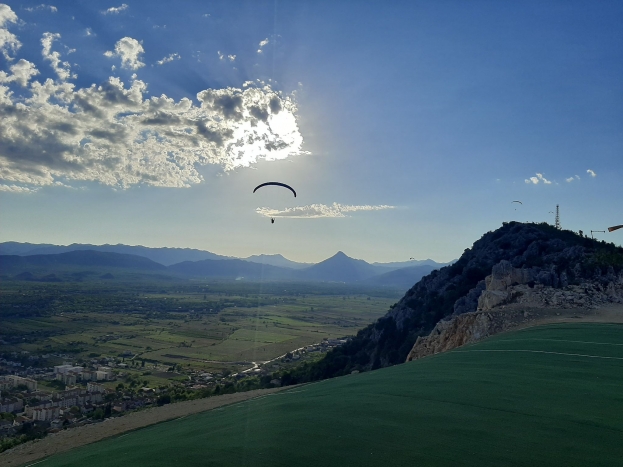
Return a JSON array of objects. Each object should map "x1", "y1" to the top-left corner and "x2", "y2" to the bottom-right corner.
[{"x1": 555, "y1": 204, "x2": 560, "y2": 230}]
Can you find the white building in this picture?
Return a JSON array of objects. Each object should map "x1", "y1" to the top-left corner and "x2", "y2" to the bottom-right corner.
[{"x1": 0, "y1": 375, "x2": 38, "y2": 391}]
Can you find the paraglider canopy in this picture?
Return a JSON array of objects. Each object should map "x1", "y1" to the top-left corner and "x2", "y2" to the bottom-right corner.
[
  {"x1": 253, "y1": 182, "x2": 296, "y2": 197},
  {"x1": 512, "y1": 200, "x2": 523, "y2": 204},
  {"x1": 608, "y1": 225, "x2": 623, "y2": 232}
]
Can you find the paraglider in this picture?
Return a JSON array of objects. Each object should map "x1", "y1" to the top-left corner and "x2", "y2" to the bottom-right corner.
[
  {"x1": 608, "y1": 225, "x2": 623, "y2": 232},
  {"x1": 253, "y1": 182, "x2": 296, "y2": 197},
  {"x1": 253, "y1": 182, "x2": 297, "y2": 224},
  {"x1": 512, "y1": 200, "x2": 522, "y2": 211}
]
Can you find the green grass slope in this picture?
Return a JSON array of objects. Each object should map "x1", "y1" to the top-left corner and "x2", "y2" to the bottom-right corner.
[{"x1": 39, "y1": 323, "x2": 623, "y2": 467}]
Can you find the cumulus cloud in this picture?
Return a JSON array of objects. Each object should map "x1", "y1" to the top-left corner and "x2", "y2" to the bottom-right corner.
[
  {"x1": 156, "y1": 53, "x2": 180, "y2": 65},
  {"x1": 84, "y1": 28, "x2": 95, "y2": 37},
  {"x1": 0, "y1": 184, "x2": 38, "y2": 193},
  {"x1": 566, "y1": 177, "x2": 574, "y2": 183},
  {"x1": 0, "y1": 37, "x2": 305, "y2": 192},
  {"x1": 41, "y1": 32, "x2": 75, "y2": 80},
  {"x1": 0, "y1": 59, "x2": 39, "y2": 86},
  {"x1": 524, "y1": 173, "x2": 552, "y2": 185},
  {"x1": 587, "y1": 169, "x2": 597, "y2": 177},
  {"x1": 25, "y1": 4, "x2": 57, "y2": 12},
  {"x1": 102, "y1": 4, "x2": 128, "y2": 14},
  {"x1": 257, "y1": 38, "x2": 269, "y2": 54},
  {"x1": 104, "y1": 37, "x2": 145, "y2": 70},
  {"x1": 228, "y1": 54, "x2": 236, "y2": 62},
  {"x1": 256, "y1": 203, "x2": 395, "y2": 219},
  {"x1": 0, "y1": 4, "x2": 20, "y2": 60}
]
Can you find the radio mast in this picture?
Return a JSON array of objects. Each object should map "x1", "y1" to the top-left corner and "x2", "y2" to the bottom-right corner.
[{"x1": 555, "y1": 204, "x2": 560, "y2": 230}]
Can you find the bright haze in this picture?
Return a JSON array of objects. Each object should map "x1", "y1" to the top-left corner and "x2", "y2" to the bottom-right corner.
[{"x1": 0, "y1": 1, "x2": 621, "y2": 263}]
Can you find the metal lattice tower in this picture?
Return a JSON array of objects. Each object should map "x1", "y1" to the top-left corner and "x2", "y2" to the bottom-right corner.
[{"x1": 555, "y1": 204, "x2": 560, "y2": 230}]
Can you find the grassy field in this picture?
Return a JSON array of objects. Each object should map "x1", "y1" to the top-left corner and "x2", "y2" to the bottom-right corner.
[
  {"x1": 33, "y1": 323, "x2": 623, "y2": 467},
  {"x1": 0, "y1": 281, "x2": 399, "y2": 380}
]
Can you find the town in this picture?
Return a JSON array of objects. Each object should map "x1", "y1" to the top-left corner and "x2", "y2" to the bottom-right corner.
[{"x1": 0, "y1": 338, "x2": 347, "y2": 452}]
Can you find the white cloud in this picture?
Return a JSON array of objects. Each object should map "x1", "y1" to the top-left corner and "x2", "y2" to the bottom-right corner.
[
  {"x1": 156, "y1": 53, "x2": 180, "y2": 65},
  {"x1": 41, "y1": 32, "x2": 75, "y2": 80},
  {"x1": 257, "y1": 38, "x2": 269, "y2": 54},
  {"x1": 256, "y1": 203, "x2": 394, "y2": 219},
  {"x1": 203, "y1": 13, "x2": 210, "y2": 18},
  {"x1": 217, "y1": 51, "x2": 224, "y2": 60},
  {"x1": 0, "y1": 184, "x2": 38, "y2": 193},
  {"x1": 104, "y1": 37, "x2": 145, "y2": 70},
  {"x1": 524, "y1": 173, "x2": 552, "y2": 185},
  {"x1": 566, "y1": 177, "x2": 574, "y2": 183},
  {"x1": 25, "y1": 4, "x2": 57, "y2": 13},
  {"x1": 0, "y1": 59, "x2": 39, "y2": 86},
  {"x1": 84, "y1": 28, "x2": 95, "y2": 37},
  {"x1": 0, "y1": 49, "x2": 306, "y2": 191},
  {"x1": 102, "y1": 4, "x2": 128, "y2": 15},
  {"x1": 0, "y1": 4, "x2": 20, "y2": 60},
  {"x1": 587, "y1": 169, "x2": 597, "y2": 177},
  {"x1": 228, "y1": 54, "x2": 236, "y2": 62}
]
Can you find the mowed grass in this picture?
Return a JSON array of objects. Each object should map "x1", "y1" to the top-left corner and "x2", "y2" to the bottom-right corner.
[{"x1": 37, "y1": 323, "x2": 623, "y2": 467}]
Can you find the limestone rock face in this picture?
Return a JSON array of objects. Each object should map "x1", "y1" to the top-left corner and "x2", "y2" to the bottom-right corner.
[{"x1": 407, "y1": 261, "x2": 623, "y2": 363}]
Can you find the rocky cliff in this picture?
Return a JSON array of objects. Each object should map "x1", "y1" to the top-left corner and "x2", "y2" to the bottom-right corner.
[
  {"x1": 406, "y1": 259, "x2": 623, "y2": 361},
  {"x1": 285, "y1": 222, "x2": 623, "y2": 382}
]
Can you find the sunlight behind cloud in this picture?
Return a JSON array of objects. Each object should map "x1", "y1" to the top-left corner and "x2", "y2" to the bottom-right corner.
[{"x1": 0, "y1": 9, "x2": 307, "y2": 192}]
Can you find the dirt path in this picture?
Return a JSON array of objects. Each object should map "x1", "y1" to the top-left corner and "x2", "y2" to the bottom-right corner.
[{"x1": 0, "y1": 386, "x2": 294, "y2": 467}]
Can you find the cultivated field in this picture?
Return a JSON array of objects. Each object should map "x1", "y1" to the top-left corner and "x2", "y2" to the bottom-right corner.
[
  {"x1": 0, "y1": 281, "x2": 399, "y2": 379},
  {"x1": 21, "y1": 322, "x2": 623, "y2": 467}
]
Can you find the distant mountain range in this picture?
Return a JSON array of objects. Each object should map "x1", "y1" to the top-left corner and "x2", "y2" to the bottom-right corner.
[
  {"x1": 0, "y1": 241, "x2": 453, "y2": 289},
  {"x1": 0, "y1": 242, "x2": 227, "y2": 266}
]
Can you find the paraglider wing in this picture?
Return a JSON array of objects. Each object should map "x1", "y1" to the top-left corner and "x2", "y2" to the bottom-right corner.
[
  {"x1": 608, "y1": 225, "x2": 623, "y2": 232},
  {"x1": 253, "y1": 182, "x2": 297, "y2": 197},
  {"x1": 512, "y1": 200, "x2": 523, "y2": 204}
]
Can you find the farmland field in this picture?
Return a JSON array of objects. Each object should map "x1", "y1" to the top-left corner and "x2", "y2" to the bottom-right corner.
[
  {"x1": 33, "y1": 322, "x2": 623, "y2": 467},
  {"x1": 0, "y1": 280, "x2": 399, "y2": 381}
]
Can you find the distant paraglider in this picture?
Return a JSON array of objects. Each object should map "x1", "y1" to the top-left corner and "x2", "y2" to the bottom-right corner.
[
  {"x1": 512, "y1": 200, "x2": 522, "y2": 211},
  {"x1": 609, "y1": 225, "x2": 623, "y2": 233},
  {"x1": 253, "y1": 182, "x2": 297, "y2": 197},
  {"x1": 253, "y1": 182, "x2": 297, "y2": 224}
]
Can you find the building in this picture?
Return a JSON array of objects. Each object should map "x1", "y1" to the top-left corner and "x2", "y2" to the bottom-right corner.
[
  {"x1": 95, "y1": 367, "x2": 114, "y2": 381},
  {"x1": 31, "y1": 406, "x2": 60, "y2": 421},
  {"x1": 0, "y1": 397, "x2": 23, "y2": 413},
  {"x1": 87, "y1": 382, "x2": 105, "y2": 393},
  {"x1": 56, "y1": 372, "x2": 77, "y2": 386},
  {"x1": 0, "y1": 375, "x2": 38, "y2": 391},
  {"x1": 54, "y1": 365, "x2": 83, "y2": 375}
]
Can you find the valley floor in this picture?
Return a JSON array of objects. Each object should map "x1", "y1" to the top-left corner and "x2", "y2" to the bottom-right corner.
[{"x1": 5, "y1": 318, "x2": 623, "y2": 467}]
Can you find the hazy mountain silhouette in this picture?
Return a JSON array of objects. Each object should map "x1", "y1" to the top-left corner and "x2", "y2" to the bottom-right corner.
[
  {"x1": 296, "y1": 251, "x2": 386, "y2": 282},
  {"x1": 0, "y1": 242, "x2": 228, "y2": 265},
  {"x1": 360, "y1": 264, "x2": 437, "y2": 289},
  {"x1": 244, "y1": 254, "x2": 311, "y2": 269},
  {"x1": 167, "y1": 258, "x2": 291, "y2": 280},
  {"x1": 0, "y1": 250, "x2": 166, "y2": 275}
]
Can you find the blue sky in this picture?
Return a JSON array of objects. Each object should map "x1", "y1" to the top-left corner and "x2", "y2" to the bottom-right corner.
[{"x1": 0, "y1": 1, "x2": 621, "y2": 263}]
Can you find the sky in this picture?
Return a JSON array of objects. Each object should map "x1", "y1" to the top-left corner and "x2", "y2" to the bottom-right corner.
[{"x1": 0, "y1": 1, "x2": 621, "y2": 263}]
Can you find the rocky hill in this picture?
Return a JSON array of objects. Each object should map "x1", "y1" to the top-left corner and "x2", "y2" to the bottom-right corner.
[{"x1": 287, "y1": 222, "x2": 623, "y2": 381}]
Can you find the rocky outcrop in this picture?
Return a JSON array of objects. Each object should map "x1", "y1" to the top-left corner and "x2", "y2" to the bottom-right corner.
[
  {"x1": 301, "y1": 222, "x2": 623, "y2": 379},
  {"x1": 406, "y1": 260, "x2": 623, "y2": 362}
]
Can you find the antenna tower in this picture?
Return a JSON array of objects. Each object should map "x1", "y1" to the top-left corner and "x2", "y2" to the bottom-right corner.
[{"x1": 555, "y1": 204, "x2": 560, "y2": 230}]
